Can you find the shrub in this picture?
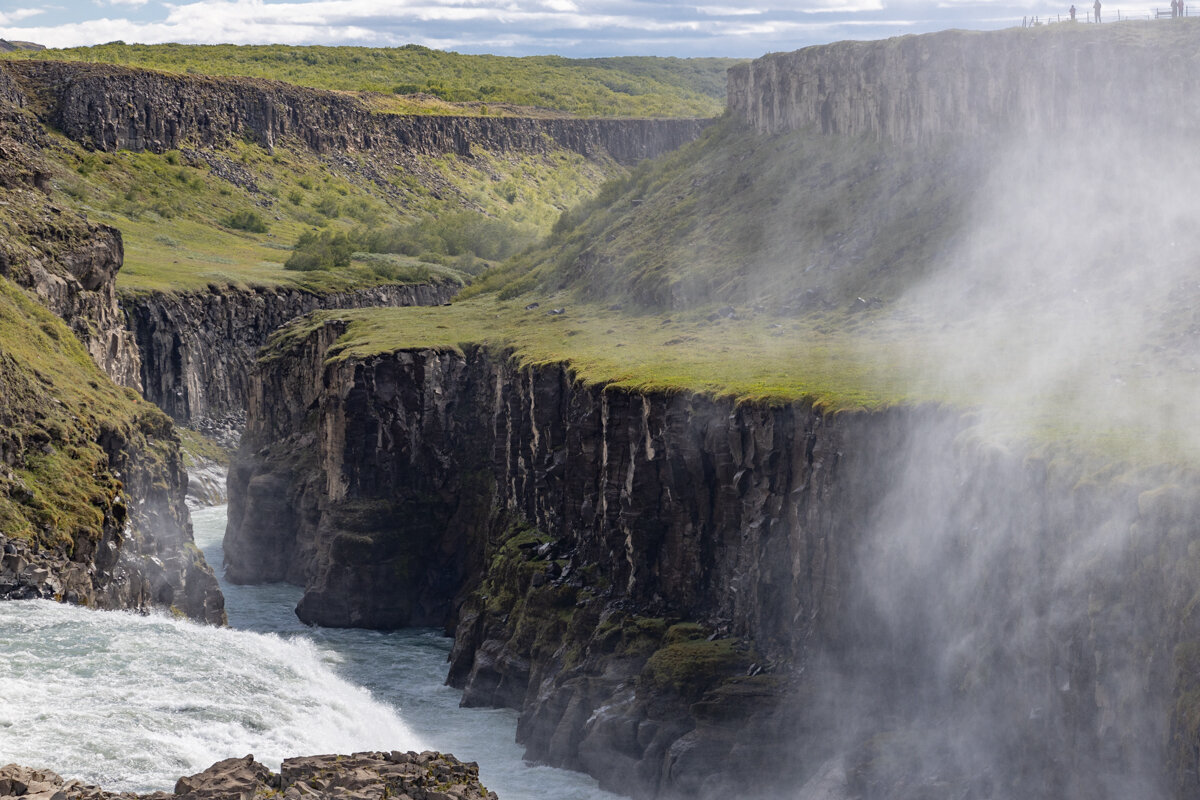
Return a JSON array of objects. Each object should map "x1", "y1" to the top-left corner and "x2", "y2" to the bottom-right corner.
[
  {"x1": 285, "y1": 230, "x2": 353, "y2": 271},
  {"x1": 224, "y1": 209, "x2": 269, "y2": 233}
]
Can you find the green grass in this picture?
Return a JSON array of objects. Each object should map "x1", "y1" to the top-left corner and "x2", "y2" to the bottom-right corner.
[
  {"x1": 39, "y1": 128, "x2": 617, "y2": 295},
  {"x1": 1, "y1": 44, "x2": 738, "y2": 118},
  {"x1": 469, "y1": 115, "x2": 974, "y2": 309},
  {"x1": 265, "y1": 292, "x2": 1200, "y2": 469},
  {"x1": 0, "y1": 276, "x2": 172, "y2": 550}
]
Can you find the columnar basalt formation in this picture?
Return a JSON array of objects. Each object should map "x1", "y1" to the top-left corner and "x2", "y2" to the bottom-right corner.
[
  {"x1": 227, "y1": 316, "x2": 1200, "y2": 799},
  {"x1": 0, "y1": 60, "x2": 710, "y2": 165},
  {"x1": 728, "y1": 25, "x2": 1198, "y2": 142},
  {"x1": 0, "y1": 77, "x2": 221, "y2": 623},
  {"x1": 126, "y1": 282, "x2": 457, "y2": 431}
]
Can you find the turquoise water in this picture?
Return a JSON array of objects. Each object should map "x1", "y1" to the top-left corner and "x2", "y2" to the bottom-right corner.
[{"x1": 0, "y1": 504, "x2": 617, "y2": 800}]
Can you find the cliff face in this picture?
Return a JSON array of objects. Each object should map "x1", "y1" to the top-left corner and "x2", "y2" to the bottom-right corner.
[
  {"x1": 728, "y1": 25, "x2": 1198, "y2": 142},
  {"x1": 0, "y1": 60, "x2": 709, "y2": 165},
  {"x1": 0, "y1": 63, "x2": 220, "y2": 622},
  {"x1": 226, "y1": 318, "x2": 1200, "y2": 799},
  {"x1": 126, "y1": 282, "x2": 457, "y2": 432},
  {"x1": 0, "y1": 280, "x2": 223, "y2": 624},
  {"x1": 0, "y1": 73, "x2": 141, "y2": 390}
]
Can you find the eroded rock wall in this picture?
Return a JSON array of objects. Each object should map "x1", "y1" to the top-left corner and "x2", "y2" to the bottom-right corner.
[
  {"x1": 126, "y1": 282, "x2": 457, "y2": 432},
  {"x1": 0, "y1": 73, "x2": 141, "y2": 390},
  {"x1": 226, "y1": 318, "x2": 1200, "y2": 798},
  {"x1": 728, "y1": 25, "x2": 1200, "y2": 142},
  {"x1": 0, "y1": 60, "x2": 709, "y2": 165}
]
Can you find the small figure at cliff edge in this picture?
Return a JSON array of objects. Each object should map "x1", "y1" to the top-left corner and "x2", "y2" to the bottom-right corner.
[
  {"x1": 1093, "y1": 0, "x2": 1101, "y2": 20},
  {"x1": 1070, "y1": 4, "x2": 1077, "y2": 19}
]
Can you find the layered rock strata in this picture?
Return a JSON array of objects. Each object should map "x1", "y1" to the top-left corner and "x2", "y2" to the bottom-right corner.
[
  {"x1": 0, "y1": 70, "x2": 140, "y2": 389},
  {"x1": 0, "y1": 60, "x2": 709, "y2": 165},
  {"x1": 227, "y1": 316, "x2": 1200, "y2": 798},
  {"x1": 0, "y1": 751, "x2": 498, "y2": 800},
  {"x1": 126, "y1": 282, "x2": 456, "y2": 431},
  {"x1": 729, "y1": 25, "x2": 1200, "y2": 142}
]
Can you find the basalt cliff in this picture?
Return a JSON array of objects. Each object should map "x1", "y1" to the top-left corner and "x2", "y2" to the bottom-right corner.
[
  {"x1": 1, "y1": 60, "x2": 708, "y2": 165},
  {"x1": 728, "y1": 24, "x2": 1199, "y2": 142},
  {"x1": 128, "y1": 282, "x2": 455, "y2": 434},
  {"x1": 225, "y1": 24, "x2": 1200, "y2": 800},
  {"x1": 0, "y1": 47, "x2": 713, "y2": 624},
  {"x1": 227, "y1": 317, "x2": 1200, "y2": 800},
  {"x1": 0, "y1": 70, "x2": 222, "y2": 622}
]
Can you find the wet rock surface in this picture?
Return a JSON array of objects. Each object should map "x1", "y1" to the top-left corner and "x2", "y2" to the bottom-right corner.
[
  {"x1": 228, "y1": 318, "x2": 1200, "y2": 799},
  {"x1": 0, "y1": 751, "x2": 498, "y2": 800}
]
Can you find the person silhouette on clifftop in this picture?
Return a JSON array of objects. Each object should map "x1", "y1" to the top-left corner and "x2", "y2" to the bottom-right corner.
[
  {"x1": 1093, "y1": 0, "x2": 1101, "y2": 20},
  {"x1": 1070, "y1": 4, "x2": 1077, "y2": 19}
]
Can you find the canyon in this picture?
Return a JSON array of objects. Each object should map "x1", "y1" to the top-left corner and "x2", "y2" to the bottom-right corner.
[
  {"x1": 224, "y1": 315, "x2": 1200, "y2": 799},
  {"x1": 4, "y1": 21, "x2": 1200, "y2": 800}
]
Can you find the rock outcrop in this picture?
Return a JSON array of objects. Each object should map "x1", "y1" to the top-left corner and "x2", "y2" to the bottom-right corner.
[
  {"x1": 0, "y1": 82, "x2": 222, "y2": 622},
  {"x1": 0, "y1": 71, "x2": 141, "y2": 390},
  {"x1": 226, "y1": 315, "x2": 1200, "y2": 799},
  {"x1": 729, "y1": 24, "x2": 1199, "y2": 142},
  {"x1": 0, "y1": 60, "x2": 709, "y2": 165},
  {"x1": 0, "y1": 751, "x2": 498, "y2": 800},
  {"x1": 126, "y1": 282, "x2": 457, "y2": 431}
]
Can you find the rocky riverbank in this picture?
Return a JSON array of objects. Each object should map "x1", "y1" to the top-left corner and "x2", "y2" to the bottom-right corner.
[{"x1": 0, "y1": 751, "x2": 498, "y2": 800}]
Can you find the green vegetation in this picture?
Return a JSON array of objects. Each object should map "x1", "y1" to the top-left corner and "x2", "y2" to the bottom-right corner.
[
  {"x1": 224, "y1": 209, "x2": 269, "y2": 233},
  {"x1": 38, "y1": 129, "x2": 614, "y2": 295},
  {"x1": 641, "y1": 624, "x2": 753, "y2": 700},
  {"x1": 0, "y1": 276, "x2": 172, "y2": 550},
  {"x1": 285, "y1": 230, "x2": 353, "y2": 271},
  {"x1": 469, "y1": 115, "x2": 972, "y2": 308},
  {"x1": 1, "y1": 44, "x2": 738, "y2": 118}
]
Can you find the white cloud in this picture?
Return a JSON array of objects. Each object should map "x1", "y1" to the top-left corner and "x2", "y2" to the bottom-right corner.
[
  {"x1": 695, "y1": 5, "x2": 764, "y2": 14},
  {"x1": 0, "y1": 7, "x2": 44, "y2": 24},
  {"x1": 0, "y1": 0, "x2": 1041, "y2": 55}
]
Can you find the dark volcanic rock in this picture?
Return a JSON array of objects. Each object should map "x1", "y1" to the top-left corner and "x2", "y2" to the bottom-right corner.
[
  {"x1": 126, "y1": 282, "x2": 457, "y2": 429},
  {"x1": 0, "y1": 751, "x2": 498, "y2": 800},
  {"x1": 0, "y1": 85, "x2": 141, "y2": 390},
  {"x1": 0, "y1": 60, "x2": 709, "y2": 166},
  {"x1": 228, "y1": 317, "x2": 1200, "y2": 799},
  {"x1": 729, "y1": 25, "x2": 1200, "y2": 143}
]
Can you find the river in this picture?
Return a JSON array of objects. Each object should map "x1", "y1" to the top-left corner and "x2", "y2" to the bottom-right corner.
[{"x1": 0, "y1": 503, "x2": 618, "y2": 800}]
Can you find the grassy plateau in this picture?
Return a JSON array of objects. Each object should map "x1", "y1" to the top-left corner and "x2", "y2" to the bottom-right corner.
[{"x1": 0, "y1": 43, "x2": 736, "y2": 118}]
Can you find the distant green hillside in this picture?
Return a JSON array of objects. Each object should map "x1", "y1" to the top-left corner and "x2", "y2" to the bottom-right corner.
[
  {"x1": 1, "y1": 44, "x2": 738, "y2": 118},
  {"x1": 44, "y1": 130, "x2": 615, "y2": 295},
  {"x1": 468, "y1": 116, "x2": 978, "y2": 309}
]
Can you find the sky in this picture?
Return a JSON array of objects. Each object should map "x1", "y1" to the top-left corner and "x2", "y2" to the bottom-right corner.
[{"x1": 0, "y1": 0, "x2": 1167, "y2": 58}]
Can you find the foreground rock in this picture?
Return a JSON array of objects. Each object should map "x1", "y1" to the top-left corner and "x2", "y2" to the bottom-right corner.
[{"x1": 0, "y1": 751, "x2": 498, "y2": 800}]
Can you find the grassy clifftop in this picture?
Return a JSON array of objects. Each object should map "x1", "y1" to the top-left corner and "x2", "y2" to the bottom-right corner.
[
  {"x1": 1, "y1": 44, "x2": 737, "y2": 118},
  {"x1": 267, "y1": 24, "x2": 1200, "y2": 465}
]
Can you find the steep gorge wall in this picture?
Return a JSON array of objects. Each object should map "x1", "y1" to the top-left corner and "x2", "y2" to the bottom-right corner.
[
  {"x1": 728, "y1": 25, "x2": 1200, "y2": 142},
  {"x1": 0, "y1": 60, "x2": 709, "y2": 165},
  {"x1": 0, "y1": 70, "x2": 222, "y2": 623},
  {"x1": 0, "y1": 73, "x2": 141, "y2": 390},
  {"x1": 226, "y1": 318, "x2": 1200, "y2": 799},
  {"x1": 126, "y1": 281, "x2": 456, "y2": 432}
]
